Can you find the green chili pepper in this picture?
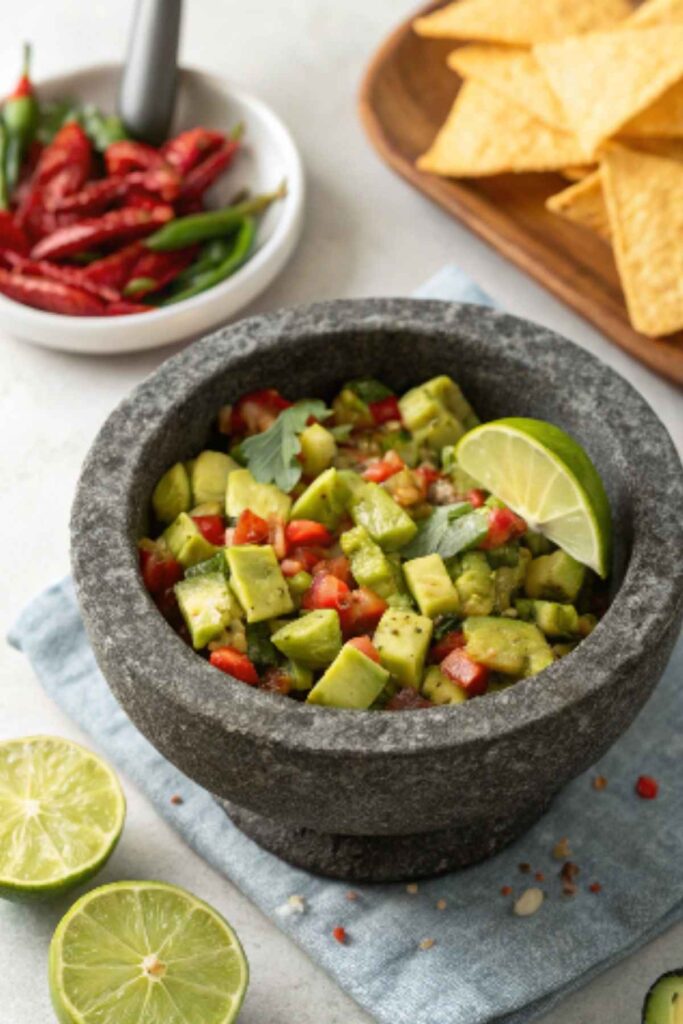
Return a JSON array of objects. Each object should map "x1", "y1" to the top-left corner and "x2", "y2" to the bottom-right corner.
[
  {"x1": 161, "y1": 216, "x2": 256, "y2": 305},
  {"x1": 0, "y1": 123, "x2": 9, "y2": 210},
  {"x1": 123, "y1": 276, "x2": 158, "y2": 298},
  {"x1": 146, "y1": 183, "x2": 286, "y2": 251},
  {"x1": 3, "y1": 44, "x2": 39, "y2": 195},
  {"x1": 170, "y1": 238, "x2": 236, "y2": 290}
]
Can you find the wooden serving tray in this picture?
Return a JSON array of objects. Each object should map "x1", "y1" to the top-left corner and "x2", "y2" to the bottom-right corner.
[{"x1": 358, "y1": 2, "x2": 683, "y2": 386}]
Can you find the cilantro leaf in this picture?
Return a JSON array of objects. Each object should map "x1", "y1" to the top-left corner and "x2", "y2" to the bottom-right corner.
[
  {"x1": 241, "y1": 400, "x2": 331, "y2": 492},
  {"x1": 329, "y1": 423, "x2": 353, "y2": 441},
  {"x1": 402, "y1": 503, "x2": 490, "y2": 559},
  {"x1": 345, "y1": 379, "x2": 394, "y2": 404}
]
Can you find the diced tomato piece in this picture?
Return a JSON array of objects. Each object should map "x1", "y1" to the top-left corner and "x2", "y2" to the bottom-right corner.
[
  {"x1": 441, "y1": 648, "x2": 489, "y2": 696},
  {"x1": 312, "y1": 555, "x2": 352, "y2": 585},
  {"x1": 233, "y1": 509, "x2": 270, "y2": 545},
  {"x1": 339, "y1": 587, "x2": 388, "y2": 637},
  {"x1": 286, "y1": 520, "x2": 333, "y2": 549},
  {"x1": 346, "y1": 636, "x2": 381, "y2": 663},
  {"x1": 290, "y1": 545, "x2": 327, "y2": 572},
  {"x1": 280, "y1": 558, "x2": 305, "y2": 577},
  {"x1": 480, "y1": 506, "x2": 527, "y2": 549},
  {"x1": 429, "y1": 630, "x2": 465, "y2": 664},
  {"x1": 191, "y1": 514, "x2": 225, "y2": 546},
  {"x1": 139, "y1": 547, "x2": 183, "y2": 595},
  {"x1": 230, "y1": 388, "x2": 292, "y2": 434},
  {"x1": 385, "y1": 687, "x2": 433, "y2": 710},
  {"x1": 209, "y1": 647, "x2": 259, "y2": 685},
  {"x1": 369, "y1": 395, "x2": 402, "y2": 425},
  {"x1": 302, "y1": 572, "x2": 351, "y2": 612},
  {"x1": 414, "y1": 464, "x2": 442, "y2": 489},
  {"x1": 362, "y1": 450, "x2": 404, "y2": 483},
  {"x1": 467, "y1": 488, "x2": 487, "y2": 508}
]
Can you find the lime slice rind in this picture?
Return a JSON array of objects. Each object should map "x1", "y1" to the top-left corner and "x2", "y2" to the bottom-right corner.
[
  {"x1": 0, "y1": 736, "x2": 125, "y2": 900},
  {"x1": 50, "y1": 881, "x2": 249, "y2": 1024},
  {"x1": 456, "y1": 418, "x2": 612, "y2": 577}
]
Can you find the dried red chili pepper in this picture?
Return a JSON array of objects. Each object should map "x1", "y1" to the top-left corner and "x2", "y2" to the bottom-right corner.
[
  {"x1": 122, "y1": 246, "x2": 199, "y2": 298},
  {"x1": 179, "y1": 140, "x2": 240, "y2": 202},
  {"x1": 31, "y1": 122, "x2": 91, "y2": 198},
  {"x1": 2, "y1": 250, "x2": 120, "y2": 303},
  {"x1": 161, "y1": 127, "x2": 225, "y2": 174},
  {"x1": 105, "y1": 139, "x2": 164, "y2": 176},
  {"x1": 30, "y1": 204, "x2": 174, "y2": 261},
  {"x1": 103, "y1": 300, "x2": 152, "y2": 316},
  {"x1": 0, "y1": 211, "x2": 29, "y2": 253},
  {"x1": 0, "y1": 267, "x2": 105, "y2": 315},
  {"x1": 81, "y1": 242, "x2": 145, "y2": 289}
]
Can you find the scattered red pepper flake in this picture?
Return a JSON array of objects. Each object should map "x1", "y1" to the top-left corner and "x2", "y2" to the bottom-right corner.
[
  {"x1": 170, "y1": 794, "x2": 184, "y2": 805},
  {"x1": 501, "y1": 885, "x2": 513, "y2": 897},
  {"x1": 636, "y1": 775, "x2": 659, "y2": 800},
  {"x1": 534, "y1": 871, "x2": 545, "y2": 883},
  {"x1": 589, "y1": 882, "x2": 602, "y2": 894},
  {"x1": 332, "y1": 926, "x2": 347, "y2": 945},
  {"x1": 593, "y1": 774, "x2": 608, "y2": 791}
]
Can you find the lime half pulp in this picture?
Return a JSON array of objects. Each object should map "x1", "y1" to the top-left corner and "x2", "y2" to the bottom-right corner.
[
  {"x1": 0, "y1": 735, "x2": 125, "y2": 901},
  {"x1": 456, "y1": 418, "x2": 612, "y2": 576},
  {"x1": 49, "y1": 880, "x2": 249, "y2": 1024}
]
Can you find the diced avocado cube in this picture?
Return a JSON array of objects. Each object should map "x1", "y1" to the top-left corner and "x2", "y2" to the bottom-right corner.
[
  {"x1": 340, "y1": 525, "x2": 399, "y2": 599},
  {"x1": 189, "y1": 501, "x2": 223, "y2": 517},
  {"x1": 349, "y1": 482, "x2": 417, "y2": 551},
  {"x1": 373, "y1": 608, "x2": 433, "y2": 688},
  {"x1": 184, "y1": 550, "x2": 230, "y2": 579},
  {"x1": 515, "y1": 598, "x2": 580, "y2": 637},
  {"x1": 226, "y1": 468, "x2": 291, "y2": 522},
  {"x1": 486, "y1": 544, "x2": 520, "y2": 569},
  {"x1": 163, "y1": 512, "x2": 219, "y2": 568},
  {"x1": 307, "y1": 643, "x2": 389, "y2": 709},
  {"x1": 290, "y1": 467, "x2": 347, "y2": 529},
  {"x1": 404, "y1": 554, "x2": 460, "y2": 618},
  {"x1": 331, "y1": 388, "x2": 374, "y2": 428},
  {"x1": 175, "y1": 572, "x2": 236, "y2": 649},
  {"x1": 418, "y1": 409, "x2": 467, "y2": 451},
  {"x1": 287, "y1": 660, "x2": 314, "y2": 691},
  {"x1": 336, "y1": 468, "x2": 365, "y2": 500},
  {"x1": 271, "y1": 609, "x2": 342, "y2": 668},
  {"x1": 453, "y1": 551, "x2": 495, "y2": 616},
  {"x1": 422, "y1": 665, "x2": 466, "y2": 705},
  {"x1": 463, "y1": 616, "x2": 553, "y2": 677},
  {"x1": 399, "y1": 385, "x2": 440, "y2": 434},
  {"x1": 523, "y1": 529, "x2": 554, "y2": 557},
  {"x1": 524, "y1": 550, "x2": 586, "y2": 603},
  {"x1": 422, "y1": 375, "x2": 479, "y2": 430},
  {"x1": 227, "y1": 544, "x2": 294, "y2": 623},
  {"x1": 191, "y1": 450, "x2": 240, "y2": 507},
  {"x1": 153, "y1": 462, "x2": 191, "y2": 524},
  {"x1": 493, "y1": 548, "x2": 531, "y2": 612},
  {"x1": 299, "y1": 423, "x2": 337, "y2": 477},
  {"x1": 400, "y1": 376, "x2": 478, "y2": 451}
]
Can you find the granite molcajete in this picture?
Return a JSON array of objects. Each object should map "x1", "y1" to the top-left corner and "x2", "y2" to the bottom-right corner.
[{"x1": 71, "y1": 299, "x2": 683, "y2": 882}]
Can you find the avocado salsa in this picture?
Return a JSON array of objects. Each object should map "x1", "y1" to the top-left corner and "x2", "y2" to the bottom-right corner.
[{"x1": 139, "y1": 375, "x2": 607, "y2": 711}]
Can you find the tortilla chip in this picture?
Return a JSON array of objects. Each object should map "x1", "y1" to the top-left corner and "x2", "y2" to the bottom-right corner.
[
  {"x1": 601, "y1": 145, "x2": 683, "y2": 336},
  {"x1": 619, "y1": 136, "x2": 683, "y2": 159},
  {"x1": 628, "y1": 0, "x2": 683, "y2": 25},
  {"x1": 447, "y1": 46, "x2": 570, "y2": 131},
  {"x1": 417, "y1": 82, "x2": 587, "y2": 177},
  {"x1": 414, "y1": 0, "x2": 632, "y2": 45},
  {"x1": 535, "y1": 25, "x2": 683, "y2": 155},
  {"x1": 562, "y1": 166, "x2": 597, "y2": 180},
  {"x1": 622, "y1": 80, "x2": 683, "y2": 137},
  {"x1": 546, "y1": 173, "x2": 611, "y2": 240}
]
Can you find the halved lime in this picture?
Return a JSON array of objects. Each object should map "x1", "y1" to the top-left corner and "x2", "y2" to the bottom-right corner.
[
  {"x1": 49, "y1": 881, "x2": 249, "y2": 1024},
  {"x1": 456, "y1": 418, "x2": 612, "y2": 576},
  {"x1": 0, "y1": 735, "x2": 125, "y2": 901}
]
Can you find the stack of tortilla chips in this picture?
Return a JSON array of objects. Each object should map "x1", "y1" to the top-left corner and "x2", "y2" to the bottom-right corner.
[{"x1": 414, "y1": 0, "x2": 683, "y2": 338}]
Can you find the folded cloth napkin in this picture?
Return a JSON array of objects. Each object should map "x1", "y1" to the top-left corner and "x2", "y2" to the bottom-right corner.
[{"x1": 9, "y1": 267, "x2": 683, "y2": 1024}]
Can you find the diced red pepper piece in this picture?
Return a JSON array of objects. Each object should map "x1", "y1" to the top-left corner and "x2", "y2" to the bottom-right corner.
[
  {"x1": 429, "y1": 630, "x2": 465, "y2": 664},
  {"x1": 0, "y1": 267, "x2": 106, "y2": 316},
  {"x1": 230, "y1": 388, "x2": 292, "y2": 435},
  {"x1": 635, "y1": 775, "x2": 659, "y2": 800},
  {"x1": 339, "y1": 587, "x2": 388, "y2": 637},
  {"x1": 288, "y1": 545, "x2": 327, "y2": 572},
  {"x1": 179, "y1": 140, "x2": 240, "y2": 202},
  {"x1": 191, "y1": 515, "x2": 225, "y2": 546},
  {"x1": 302, "y1": 572, "x2": 350, "y2": 613},
  {"x1": 346, "y1": 636, "x2": 381, "y2": 663},
  {"x1": 480, "y1": 506, "x2": 527, "y2": 549},
  {"x1": 161, "y1": 128, "x2": 226, "y2": 174},
  {"x1": 105, "y1": 140, "x2": 165, "y2": 176},
  {"x1": 440, "y1": 648, "x2": 489, "y2": 696},
  {"x1": 467, "y1": 489, "x2": 487, "y2": 508},
  {"x1": 209, "y1": 647, "x2": 259, "y2": 685},
  {"x1": 233, "y1": 509, "x2": 270, "y2": 546},
  {"x1": 285, "y1": 520, "x2": 333, "y2": 549},
  {"x1": 0, "y1": 211, "x2": 29, "y2": 253},
  {"x1": 362, "y1": 450, "x2": 404, "y2": 483},
  {"x1": 369, "y1": 395, "x2": 402, "y2": 425},
  {"x1": 385, "y1": 688, "x2": 433, "y2": 710},
  {"x1": 139, "y1": 547, "x2": 183, "y2": 595},
  {"x1": 82, "y1": 242, "x2": 146, "y2": 290},
  {"x1": 332, "y1": 926, "x2": 347, "y2": 945},
  {"x1": 30, "y1": 205, "x2": 174, "y2": 261},
  {"x1": 414, "y1": 464, "x2": 442, "y2": 489}
]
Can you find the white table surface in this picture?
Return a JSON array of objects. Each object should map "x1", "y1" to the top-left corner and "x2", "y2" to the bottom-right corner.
[{"x1": 1, "y1": 2, "x2": 681, "y2": 1021}]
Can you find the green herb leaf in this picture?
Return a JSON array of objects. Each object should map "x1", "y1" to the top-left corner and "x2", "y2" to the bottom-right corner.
[
  {"x1": 432, "y1": 614, "x2": 462, "y2": 641},
  {"x1": 242, "y1": 400, "x2": 331, "y2": 492},
  {"x1": 402, "y1": 503, "x2": 489, "y2": 559},
  {"x1": 329, "y1": 423, "x2": 353, "y2": 441},
  {"x1": 345, "y1": 379, "x2": 394, "y2": 404},
  {"x1": 246, "y1": 623, "x2": 280, "y2": 668}
]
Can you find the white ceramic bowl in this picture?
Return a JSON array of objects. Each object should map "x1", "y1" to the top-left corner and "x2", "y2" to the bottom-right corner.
[{"x1": 1, "y1": 64, "x2": 304, "y2": 355}]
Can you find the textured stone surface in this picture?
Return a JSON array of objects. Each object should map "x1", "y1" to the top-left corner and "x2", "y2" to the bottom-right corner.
[{"x1": 71, "y1": 299, "x2": 683, "y2": 880}]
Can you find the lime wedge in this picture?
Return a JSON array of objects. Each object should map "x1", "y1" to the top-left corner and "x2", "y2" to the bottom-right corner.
[
  {"x1": 49, "y1": 881, "x2": 249, "y2": 1024},
  {"x1": 0, "y1": 736, "x2": 125, "y2": 901},
  {"x1": 456, "y1": 418, "x2": 612, "y2": 576}
]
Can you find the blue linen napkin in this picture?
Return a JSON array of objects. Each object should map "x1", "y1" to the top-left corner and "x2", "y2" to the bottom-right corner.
[{"x1": 8, "y1": 267, "x2": 683, "y2": 1024}]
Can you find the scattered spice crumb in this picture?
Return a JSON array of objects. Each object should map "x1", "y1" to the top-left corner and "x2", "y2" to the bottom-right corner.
[
  {"x1": 436, "y1": 899, "x2": 447, "y2": 911},
  {"x1": 406, "y1": 883, "x2": 419, "y2": 895},
  {"x1": 332, "y1": 926, "x2": 347, "y2": 944},
  {"x1": 589, "y1": 882, "x2": 603, "y2": 894},
  {"x1": 346, "y1": 890, "x2": 359, "y2": 902},
  {"x1": 560, "y1": 861, "x2": 580, "y2": 895},
  {"x1": 553, "y1": 837, "x2": 571, "y2": 860},
  {"x1": 562, "y1": 881, "x2": 578, "y2": 897},
  {"x1": 513, "y1": 888, "x2": 544, "y2": 917},
  {"x1": 275, "y1": 894, "x2": 307, "y2": 918},
  {"x1": 635, "y1": 774, "x2": 659, "y2": 800},
  {"x1": 534, "y1": 871, "x2": 545, "y2": 883},
  {"x1": 593, "y1": 774, "x2": 608, "y2": 791},
  {"x1": 518, "y1": 863, "x2": 531, "y2": 874},
  {"x1": 501, "y1": 885, "x2": 513, "y2": 897},
  {"x1": 170, "y1": 794, "x2": 184, "y2": 805},
  {"x1": 419, "y1": 937, "x2": 436, "y2": 950}
]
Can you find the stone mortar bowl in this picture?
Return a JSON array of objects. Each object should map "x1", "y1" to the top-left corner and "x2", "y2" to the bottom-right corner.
[{"x1": 71, "y1": 299, "x2": 683, "y2": 882}]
